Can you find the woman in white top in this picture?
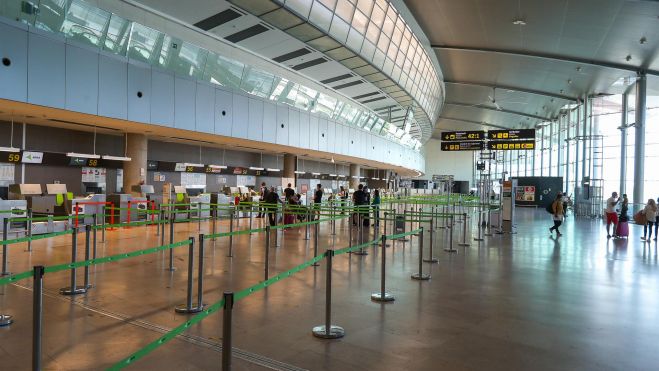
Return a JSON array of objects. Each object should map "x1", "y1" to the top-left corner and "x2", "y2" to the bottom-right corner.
[{"x1": 641, "y1": 198, "x2": 658, "y2": 241}]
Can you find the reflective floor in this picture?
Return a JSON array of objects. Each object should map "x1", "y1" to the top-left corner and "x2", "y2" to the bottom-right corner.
[{"x1": 1, "y1": 208, "x2": 659, "y2": 370}]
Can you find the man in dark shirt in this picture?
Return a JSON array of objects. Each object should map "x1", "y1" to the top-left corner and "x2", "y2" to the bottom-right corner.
[
  {"x1": 352, "y1": 184, "x2": 366, "y2": 226},
  {"x1": 313, "y1": 184, "x2": 323, "y2": 220},
  {"x1": 284, "y1": 183, "x2": 295, "y2": 200},
  {"x1": 264, "y1": 186, "x2": 283, "y2": 226},
  {"x1": 257, "y1": 182, "x2": 268, "y2": 218}
]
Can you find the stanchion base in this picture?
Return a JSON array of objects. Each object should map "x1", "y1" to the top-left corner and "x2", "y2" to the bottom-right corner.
[
  {"x1": 59, "y1": 286, "x2": 88, "y2": 296},
  {"x1": 473, "y1": 238, "x2": 484, "y2": 241},
  {"x1": 423, "y1": 258, "x2": 439, "y2": 263},
  {"x1": 165, "y1": 267, "x2": 177, "y2": 272},
  {"x1": 174, "y1": 303, "x2": 206, "y2": 314},
  {"x1": 371, "y1": 292, "x2": 395, "y2": 302},
  {"x1": 0, "y1": 272, "x2": 12, "y2": 277},
  {"x1": 353, "y1": 250, "x2": 368, "y2": 256},
  {"x1": 411, "y1": 273, "x2": 431, "y2": 281},
  {"x1": 458, "y1": 243, "x2": 471, "y2": 247},
  {"x1": 312, "y1": 262, "x2": 320, "y2": 267},
  {"x1": 484, "y1": 233, "x2": 493, "y2": 237},
  {"x1": 444, "y1": 249, "x2": 458, "y2": 253},
  {"x1": 0, "y1": 315, "x2": 13, "y2": 326},
  {"x1": 395, "y1": 238, "x2": 409, "y2": 242},
  {"x1": 312, "y1": 325, "x2": 345, "y2": 339}
]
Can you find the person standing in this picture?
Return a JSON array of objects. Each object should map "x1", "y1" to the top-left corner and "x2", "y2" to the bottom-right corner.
[
  {"x1": 641, "y1": 198, "x2": 658, "y2": 241},
  {"x1": 313, "y1": 184, "x2": 323, "y2": 220},
  {"x1": 352, "y1": 184, "x2": 367, "y2": 226},
  {"x1": 257, "y1": 182, "x2": 268, "y2": 218},
  {"x1": 264, "y1": 186, "x2": 283, "y2": 226},
  {"x1": 549, "y1": 193, "x2": 564, "y2": 237},
  {"x1": 372, "y1": 189, "x2": 381, "y2": 227},
  {"x1": 604, "y1": 192, "x2": 619, "y2": 238},
  {"x1": 284, "y1": 183, "x2": 295, "y2": 200}
]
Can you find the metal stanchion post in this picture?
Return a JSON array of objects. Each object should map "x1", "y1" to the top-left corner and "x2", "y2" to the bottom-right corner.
[
  {"x1": 2, "y1": 218, "x2": 9, "y2": 276},
  {"x1": 60, "y1": 227, "x2": 87, "y2": 295},
  {"x1": 312, "y1": 222, "x2": 320, "y2": 266},
  {"x1": 264, "y1": 226, "x2": 271, "y2": 280},
  {"x1": 101, "y1": 206, "x2": 106, "y2": 242},
  {"x1": 176, "y1": 237, "x2": 203, "y2": 313},
  {"x1": 458, "y1": 213, "x2": 470, "y2": 247},
  {"x1": 197, "y1": 234, "x2": 206, "y2": 310},
  {"x1": 331, "y1": 204, "x2": 336, "y2": 236},
  {"x1": 198, "y1": 203, "x2": 202, "y2": 231},
  {"x1": 92, "y1": 214, "x2": 97, "y2": 259},
  {"x1": 424, "y1": 218, "x2": 438, "y2": 263},
  {"x1": 222, "y1": 292, "x2": 234, "y2": 370},
  {"x1": 249, "y1": 204, "x2": 253, "y2": 234},
  {"x1": 412, "y1": 227, "x2": 430, "y2": 280},
  {"x1": 83, "y1": 224, "x2": 92, "y2": 289},
  {"x1": 371, "y1": 236, "x2": 394, "y2": 302},
  {"x1": 228, "y1": 207, "x2": 234, "y2": 257},
  {"x1": 304, "y1": 208, "x2": 310, "y2": 240},
  {"x1": 354, "y1": 208, "x2": 367, "y2": 255},
  {"x1": 484, "y1": 207, "x2": 493, "y2": 237},
  {"x1": 445, "y1": 215, "x2": 457, "y2": 253},
  {"x1": 212, "y1": 206, "x2": 218, "y2": 241},
  {"x1": 33, "y1": 265, "x2": 44, "y2": 371},
  {"x1": 167, "y1": 213, "x2": 176, "y2": 271},
  {"x1": 312, "y1": 250, "x2": 344, "y2": 339},
  {"x1": 27, "y1": 209, "x2": 32, "y2": 252}
]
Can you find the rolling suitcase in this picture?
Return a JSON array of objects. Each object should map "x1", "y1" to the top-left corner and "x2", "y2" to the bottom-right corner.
[
  {"x1": 616, "y1": 221, "x2": 629, "y2": 238},
  {"x1": 284, "y1": 213, "x2": 295, "y2": 225}
]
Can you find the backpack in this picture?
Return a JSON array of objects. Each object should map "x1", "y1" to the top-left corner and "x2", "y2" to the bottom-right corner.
[{"x1": 546, "y1": 201, "x2": 555, "y2": 214}]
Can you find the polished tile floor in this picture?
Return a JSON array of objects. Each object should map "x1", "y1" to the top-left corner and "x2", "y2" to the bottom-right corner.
[{"x1": 1, "y1": 208, "x2": 658, "y2": 370}]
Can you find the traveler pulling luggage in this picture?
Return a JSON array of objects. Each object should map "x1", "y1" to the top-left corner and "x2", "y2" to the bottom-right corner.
[{"x1": 616, "y1": 221, "x2": 629, "y2": 238}]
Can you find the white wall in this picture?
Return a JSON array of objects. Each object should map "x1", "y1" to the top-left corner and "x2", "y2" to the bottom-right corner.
[{"x1": 419, "y1": 139, "x2": 473, "y2": 184}]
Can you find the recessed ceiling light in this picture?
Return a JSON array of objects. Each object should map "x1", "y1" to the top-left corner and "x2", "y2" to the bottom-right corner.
[
  {"x1": 640, "y1": 37, "x2": 647, "y2": 44},
  {"x1": 567, "y1": 79, "x2": 572, "y2": 84},
  {"x1": 512, "y1": 19, "x2": 526, "y2": 25},
  {"x1": 576, "y1": 66, "x2": 582, "y2": 72}
]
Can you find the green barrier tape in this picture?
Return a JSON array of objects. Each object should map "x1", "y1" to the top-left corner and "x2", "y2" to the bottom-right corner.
[
  {"x1": 205, "y1": 227, "x2": 267, "y2": 239},
  {"x1": 108, "y1": 297, "x2": 227, "y2": 370},
  {"x1": 385, "y1": 228, "x2": 422, "y2": 240},
  {"x1": 1, "y1": 229, "x2": 74, "y2": 246},
  {"x1": 43, "y1": 239, "x2": 191, "y2": 274},
  {"x1": 8, "y1": 214, "x2": 93, "y2": 223},
  {"x1": 234, "y1": 254, "x2": 326, "y2": 301},
  {"x1": 334, "y1": 238, "x2": 381, "y2": 256},
  {"x1": 0, "y1": 269, "x2": 34, "y2": 286}
]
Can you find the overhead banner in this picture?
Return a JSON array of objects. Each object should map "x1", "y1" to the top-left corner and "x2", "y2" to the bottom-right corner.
[
  {"x1": 488, "y1": 140, "x2": 535, "y2": 150},
  {"x1": 488, "y1": 129, "x2": 536, "y2": 140},
  {"x1": 441, "y1": 141, "x2": 484, "y2": 151},
  {"x1": 440, "y1": 131, "x2": 485, "y2": 141},
  {"x1": 21, "y1": 151, "x2": 43, "y2": 164}
]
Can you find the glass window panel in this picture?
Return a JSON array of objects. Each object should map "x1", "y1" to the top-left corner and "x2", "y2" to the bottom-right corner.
[
  {"x1": 395, "y1": 47, "x2": 405, "y2": 66},
  {"x1": 391, "y1": 22, "x2": 403, "y2": 46},
  {"x1": 128, "y1": 23, "x2": 162, "y2": 63},
  {"x1": 351, "y1": 10, "x2": 368, "y2": 33},
  {"x1": 295, "y1": 85, "x2": 317, "y2": 110},
  {"x1": 103, "y1": 14, "x2": 130, "y2": 55},
  {"x1": 387, "y1": 42, "x2": 397, "y2": 59},
  {"x1": 240, "y1": 67, "x2": 275, "y2": 98},
  {"x1": 386, "y1": 4, "x2": 397, "y2": 21},
  {"x1": 329, "y1": 15, "x2": 349, "y2": 43},
  {"x1": 61, "y1": 0, "x2": 110, "y2": 47},
  {"x1": 157, "y1": 35, "x2": 176, "y2": 68},
  {"x1": 373, "y1": 49, "x2": 386, "y2": 68},
  {"x1": 203, "y1": 53, "x2": 244, "y2": 89},
  {"x1": 283, "y1": 82, "x2": 299, "y2": 106},
  {"x1": 361, "y1": 39, "x2": 376, "y2": 60},
  {"x1": 34, "y1": 0, "x2": 68, "y2": 34},
  {"x1": 335, "y1": 1, "x2": 354, "y2": 22},
  {"x1": 1, "y1": 0, "x2": 37, "y2": 26},
  {"x1": 269, "y1": 78, "x2": 289, "y2": 101},
  {"x1": 309, "y1": 2, "x2": 333, "y2": 31}
]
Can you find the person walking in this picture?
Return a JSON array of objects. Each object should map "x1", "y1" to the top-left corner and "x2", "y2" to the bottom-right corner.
[
  {"x1": 371, "y1": 189, "x2": 381, "y2": 227},
  {"x1": 641, "y1": 198, "x2": 658, "y2": 241},
  {"x1": 264, "y1": 186, "x2": 283, "y2": 226},
  {"x1": 549, "y1": 193, "x2": 564, "y2": 237},
  {"x1": 604, "y1": 192, "x2": 619, "y2": 238},
  {"x1": 313, "y1": 184, "x2": 323, "y2": 221},
  {"x1": 352, "y1": 184, "x2": 367, "y2": 226},
  {"x1": 257, "y1": 182, "x2": 267, "y2": 218},
  {"x1": 654, "y1": 197, "x2": 659, "y2": 241}
]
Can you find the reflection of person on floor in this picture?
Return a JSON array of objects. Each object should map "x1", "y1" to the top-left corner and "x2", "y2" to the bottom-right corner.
[{"x1": 549, "y1": 193, "x2": 564, "y2": 237}]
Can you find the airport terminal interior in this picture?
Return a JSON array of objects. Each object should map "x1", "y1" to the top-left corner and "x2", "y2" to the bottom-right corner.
[{"x1": 1, "y1": 0, "x2": 659, "y2": 370}]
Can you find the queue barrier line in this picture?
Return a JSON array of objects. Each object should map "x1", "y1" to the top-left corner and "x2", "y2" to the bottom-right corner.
[
  {"x1": 270, "y1": 215, "x2": 349, "y2": 230},
  {"x1": 0, "y1": 269, "x2": 34, "y2": 286},
  {"x1": 7, "y1": 214, "x2": 94, "y2": 223},
  {"x1": 0, "y1": 229, "x2": 74, "y2": 246}
]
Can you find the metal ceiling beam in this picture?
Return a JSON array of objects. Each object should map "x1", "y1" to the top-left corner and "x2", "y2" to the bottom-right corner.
[
  {"x1": 444, "y1": 102, "x2": 551, "y2": 121},
  {"x1": 431, "y1": 45, "x2": 659, "y2": 76},
  {"x1": 444, "y1": 80, "x2": 575, "y2": 101},
  {"x1": 434, "y1": 116, "x2": 514, "y2": 130}
]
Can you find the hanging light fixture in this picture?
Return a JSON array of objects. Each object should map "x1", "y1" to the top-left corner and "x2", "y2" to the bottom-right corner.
[
  {"x1": 69, "y1": 126, "x2": 100, "y2": 159},
  {"x1": 0, "y1": 118, "x2": 20, "y2": 152},
  {"x1": 267, "y1": 154, "x2": 280, "y2": 172},
  {"x1": 250, "y1": 153, "x2": 265, "y2": 171}
]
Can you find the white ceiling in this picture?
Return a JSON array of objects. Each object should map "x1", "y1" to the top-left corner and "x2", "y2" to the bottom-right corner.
[{"x1": 404, "y1": 0, "x2": 659, "y2": 138}]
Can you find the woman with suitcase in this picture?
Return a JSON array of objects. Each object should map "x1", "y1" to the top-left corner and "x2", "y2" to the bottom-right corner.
[{"x1": 616, "y1": 194, "x2": 629, "y2": 238}]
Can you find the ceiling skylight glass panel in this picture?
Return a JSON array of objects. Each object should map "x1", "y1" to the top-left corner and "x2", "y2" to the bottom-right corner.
[
  {"x1": 351, "y1": 9, "x2": 368, "y2": 33},
  {"x1": 175, "y1": 42, "x2": 208, "y2": 78},
  {"x1": 204, "y1": 54, "x2": 244, "y2": 89},
  {"x1": 309, "y1": 1, "x2": 333, "y2": 31},
  {"x1": 283, "y1": 82, "x2": 299, "y2": 106},
  {"x1": 128, "y1": 23, "x2": 162, "y2": 63},
  {"x1": 61, "y1": 0, "x2": 110, "y2": 48},
  {"x1": 335, "y1": 1, "x2": 355, "y2": 22},
  {"x1": 366, "y1": 21, "x2": 379, "y2": 42},
  {"x1": 329, "y1": 14, "x2": 350, "y2": 43},
  {"x1": 371, "y1": 3, "x2": 385, "y2": 27},
  {"x1": 34, "y1": 0, "x2": 67, "y2": 34},
  {"x1": 295, "y1": 85, "x2": 317, "y2": 110},
  {"x1": 356, "y1": 0, "x2": 374, "y2": 15},
  {"x1": 312, "y1": 93, "x2": 337, "y2": 118},
  {"x1": 286, "y1": 0, "x2": 313, "y2": 17},
  {"x1": 319, "y1": 0, "x2": 337, "y2": 9},
  {"x1": 381, "y1": 14, "x2": 394, "y2": 35},
  {"x1": 103, "y1": 14, "x2": 130, "y2": 55},
  {"x1": 240, "y1": 67, "x2": 275, "y2": 98}
]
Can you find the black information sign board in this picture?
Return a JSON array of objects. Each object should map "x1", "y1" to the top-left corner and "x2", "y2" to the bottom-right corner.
[
  {"x1": 441, "y1": 131, "x2": 484, "y2": 141},
  {"x1": 487, "y1": 140, "x2": 535, "y2": 150},
  {"x1": 1, "y1": 152, "x2": 21, "y2": 163},
  {"x1": 488, "y1": 129, "x2": 536, "y2": 140},
  {"x1": 441, "y1": 141, "x2": 484, "y2": 151}
]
